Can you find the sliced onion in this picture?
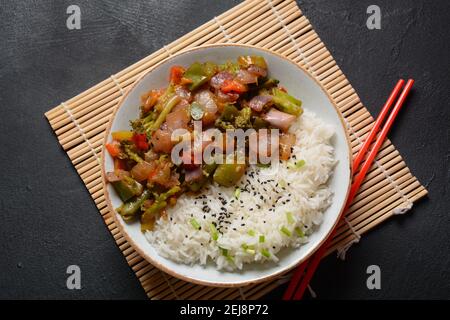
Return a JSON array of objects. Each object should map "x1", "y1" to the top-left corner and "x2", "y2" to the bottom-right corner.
[
  {"x1": 175, "y1": 86, "x2": 192, "y2": 102},
  {"x1": 210, "y1": 71, "x2": 233, "y2": 89},
  {"x1": 236, "y1": 69, "x2": 258, "y2": 84},
  {"x1": 248, "y1": 65, "x2": 267, "y2": 77},
  {"x1": 194, "y1": 90, "x2": 218, "y2": 114},
  {"x1": 248, "y1": 95, "x2": 273, "y2": 112},
  {"x1": 261, "y1": 108, "x2": 297, "y2": 131}
]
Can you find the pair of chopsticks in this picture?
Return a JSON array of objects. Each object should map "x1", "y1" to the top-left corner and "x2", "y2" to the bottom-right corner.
[{"x1": 283, "y1": 79, "x2": 414, "y2": 300}]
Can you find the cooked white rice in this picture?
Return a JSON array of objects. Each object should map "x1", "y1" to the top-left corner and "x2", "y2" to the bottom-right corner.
[{"x1": 145, "y1": 110, "x2": 336, "y2": 270}]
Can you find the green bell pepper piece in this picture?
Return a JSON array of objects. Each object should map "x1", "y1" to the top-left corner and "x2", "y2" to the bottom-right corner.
[
  {"x1": 213, "y1": 162, "x2": 246, "y2": 187},
  {"x1": 183, "y1": 62, "x2": 217, "y2": 91},
  {"x1": 112, "y1": 176, "x2": 143, "y2": 202}
]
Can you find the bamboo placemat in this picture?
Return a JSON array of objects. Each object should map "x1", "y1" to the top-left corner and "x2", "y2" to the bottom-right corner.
[{"x1": 45, "y1": 0, "x2": 427, "y2": 300}]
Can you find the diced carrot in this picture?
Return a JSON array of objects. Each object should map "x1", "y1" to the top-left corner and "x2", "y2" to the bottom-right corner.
[
  {"x1": 170, "y1": 66, "x2": 185, "y2": 85},
  {"x1": 105, "y1": 141, "x2": 121, "y2": 158},
  {"x1": 220, "y1": 79, "x2": 248, "y2": 94}
]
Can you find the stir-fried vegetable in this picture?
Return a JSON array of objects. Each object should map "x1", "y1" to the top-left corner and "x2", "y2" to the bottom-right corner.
[
  {"x1": 272, "y1": 88, "x2": 303, "y2": 116},
  {"x1": 190, "y1": 102, "x2": 204, "y2": 120},
  {"x1": 183, "y1": 62, "x2": 217, "y2": 91},
  {"x1": 106, "y1": 56, "x2": 305, "y2": 232},
  {"x1": 237, "y1": 55, "x2": 267, "y2": 69},
  {"x1": 117, "y1": 189, "x2": 151, "y2": 221},
  {"x1": 112, "y1": 131, "x2": 134, "y2": 141},
  {"x1": 150, "y1": 95, "x2": 181, "y2": 131},
  {"x1": 213, "y1": 162, "x2": 246, "y2": 187},
  {"x1": 140, "y1": 186, "x2": 180, "y2": 231},
  {"x1": 107, "y1": 172, "x2": 143, "y2": 202}
]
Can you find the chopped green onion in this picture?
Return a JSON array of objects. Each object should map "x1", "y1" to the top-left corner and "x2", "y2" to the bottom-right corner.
[
  {"x1": 286, "y1": 211, "x2": 295, "y2": 225},
  {"x1": 261, "y1": 248, "x2": 271, "y2": 258},
  {"x1": 234, "y1": 187, "x2": 241, "y2": 199},
  {"x1": 247, "y1": 229, "x2": 255, "y2": 236},
  {"x1": 220, "y1": 247, "x2": 228, "y2": 256},
  {"x1": 288, "y1": 159, "x2": 306, "y2": 170},
  {"x1": 220, "y1": 247, "x2": 234, "y2": 263},
  {"x1": 190, "y1": 218, "x2": 201, "y2": 230},
  {"x1": 295, "y1": 227, "x2": 304, "y2": 237},
  {"x1": 280, "y1": 226, "x2": 292, "y2": 237},
  {"x1": 259, "y1": 235, "x2": 265, "y2": 243},
  {"x1": 241, "y1": 244, "x2": 256, "y2": 254},
  {"x1": 209, "y1": 223, "x2": 219, "y2": 241}
]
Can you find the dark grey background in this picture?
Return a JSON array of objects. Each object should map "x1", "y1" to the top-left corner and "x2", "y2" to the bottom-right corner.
[{"x1": 0, "y1": 0, "x2": 449, "y2": 299}]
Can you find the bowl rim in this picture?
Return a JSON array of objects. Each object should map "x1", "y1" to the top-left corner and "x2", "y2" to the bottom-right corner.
[{"x1": 101, "y1": 43, "x2": 353, "y2": 287}]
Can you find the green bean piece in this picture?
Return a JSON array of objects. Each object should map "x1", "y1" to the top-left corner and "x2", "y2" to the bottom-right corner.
[
  {"x1": 272, "y1": 88, "x2": 303, "y2": 116},
  {"x1": 150, "y1": 95, "x2": 181, "y2": 131},
  {"x1": 116, "y1": 189, "x2": 151, "y2": 220}
]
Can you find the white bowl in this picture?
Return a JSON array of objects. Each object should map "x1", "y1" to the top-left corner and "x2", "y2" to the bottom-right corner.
[{"x1": 102, "y1": 44, "x2": 352, "y2": 287}]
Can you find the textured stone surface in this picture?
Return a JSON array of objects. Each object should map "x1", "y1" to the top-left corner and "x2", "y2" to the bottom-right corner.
[{"x1": 0, "y1": 0, "x2": 448, "y2": 299}]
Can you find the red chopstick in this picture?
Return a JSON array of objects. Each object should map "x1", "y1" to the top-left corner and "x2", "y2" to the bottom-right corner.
[
  {"x1": 282, "y1": 79, "x2": 406, "y2": 299},
  {"x1": 283, "y1": 79, "x2": 414, "y2": 300}
]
